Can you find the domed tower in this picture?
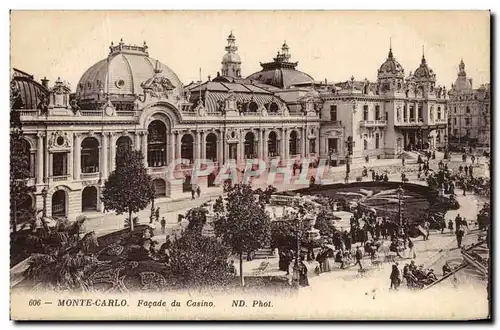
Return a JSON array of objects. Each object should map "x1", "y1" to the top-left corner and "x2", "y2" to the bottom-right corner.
[
  {"x1": 452, "y1": 59, "x2": 473, "y2": 91},
  {"x1": 377, "y1": 43, "x2": 405, "y2": 93},
  {"x1": 221, "y1": 32, "x2": 242, "y2": 78},
  {"x1": 413, "y1": 47, "x2": 437, "y2": 95}
]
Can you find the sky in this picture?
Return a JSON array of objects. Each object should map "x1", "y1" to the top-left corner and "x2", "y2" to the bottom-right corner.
[{"x1": 10, "y1": 10, "x2": 490, "y2": 91}]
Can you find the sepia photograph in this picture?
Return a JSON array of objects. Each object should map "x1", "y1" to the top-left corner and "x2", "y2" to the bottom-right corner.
[{"x1": 9, "y1": 10, "x2": 491, "y2": 320}]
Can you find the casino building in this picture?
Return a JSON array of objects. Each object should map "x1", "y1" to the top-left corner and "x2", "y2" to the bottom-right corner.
[{"x1": 12, "y1": 33, "x2": 449, "y2": 220}]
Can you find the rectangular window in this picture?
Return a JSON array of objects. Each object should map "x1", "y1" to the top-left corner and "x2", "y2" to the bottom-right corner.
[
  {"x1": 454, "y1": 107, "x2": 457, "y2": 114},
  {"x1": 454, "y1": 129, "x2": 458, "y2": 136},
  {"x1": 409, "y1": 106, "x2": 415, "y2": 121},
  {"x1": 229, "y1": 144, "x2": 237, "y2": 160},
  {"x1": 403, "y1": 106, "x2": 407, "y2": 121},
  {"x1": 375, "y1": 133, "x2": 380, "y2": 149},
  {"x1": 466, "y1": 106, "x2": 471, "y2": 113},
  {"x1": 375, "y1": 105, "x2": 380, "y2": 120},
  {"x1": 385, "y1": 111, "x2": 388, "y2": 121},
  {"x1": 465, "y1": 118, "x2": 470, "y2": 125},
  {"x1": 466, "y1": 129, "x2": 470, "y2": 136},
  {"x1": 453, "y1": 118, "x2": 457, "y2": 125},
  {"x1": 437, "y1": 107, "x2": 442, "y2": 120},
  {"x1": 53, "y1": 153, "x2": 68, "y2": 177},
  {"x1": 330, "y1": 105, "x2": 337, "y2": 122},
  {"x1": 363, "y1": 105, "x2": 369, "y2": 121}
]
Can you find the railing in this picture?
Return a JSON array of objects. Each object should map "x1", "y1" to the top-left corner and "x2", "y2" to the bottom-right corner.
[
  {"x1": 116, "y1": 111, "x2": 136, "y2": 117},
  {"x1": 19, "y1": 110, "x2": 38, "y2": 116},
  {"x1": 81, "y1": 111, "x2": 103, "y2": 117},
  {"x1": 52, "y1": 175, "x2": 69, "y2": 182},
  {"x1": 360, "y1": 120, "x2": 387, "y2": 127},
  {"x1": 80, "y1": 172, "x2": 99, "y2": 180}
]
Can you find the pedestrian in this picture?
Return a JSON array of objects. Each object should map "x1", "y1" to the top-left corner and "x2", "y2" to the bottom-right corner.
[
  {"x1": 463, "y1": 182, "x2": 467, "y2": 196},
  {"x1": 228, "y1": 260, "x2": 237, "y2": 276},
  {"x1": 408, "y1": 238, "x2": 416, "y2": 259},
  {"x1": 191, "y1": 188, "x2": 195, "y2": 200},
  {"x1": 160, "y1": 217, "x2": 166, "y2": 234},
  {"x1": 456, "y1": 226, "x2": 465, "y2": 248},
  {"x1": 390, "y1": 263, "x2": 401, "y2": 290},
  {"x1": 424, "y1": 220, "x2": 430, "y2": 240},
  {"x1": 155, "y1": 207, "x2": 160, "y2": 223},
  {"x1": 355, "y1": 246, "x2": 363, "y2": 270},
  {"x1": 196, "y1": 185, "x2": 201, "y2": 198},
  {"x1": 402, "y1": 157, "x2": 405, "y2": 166},
  {"x1": 471, "y1": 155, "x2": 476, "y2": 164},
  {"x1": 298, "y1": 256, "x2": 309, "y2": 287},
  {"x1": 469, "y1": 166, "x2": 473, "y2": 177},
  {"x1": 448, "y1": 219, "x2": 454, "y2": 232}
]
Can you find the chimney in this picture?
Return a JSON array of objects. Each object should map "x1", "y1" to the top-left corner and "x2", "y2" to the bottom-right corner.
[
  {"x1": 469, "y1": 78, "x2": 473, "y2": 88},
  {"x1": 41, "y1": 77, "x2": 49, "y2": 89},
  {"x1": 208, "y1": 75, "x2": 211, "y2": 81},
  {"x1": 217, "y1": 71, "x2": 220, "y2": 77}
]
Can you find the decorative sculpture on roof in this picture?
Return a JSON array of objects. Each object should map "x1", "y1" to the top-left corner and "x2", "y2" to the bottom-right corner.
[
  {"x1": 10, "y1": 80, "x2": 22, "y2": 109},
  {"x1": 37, "y1": 94, "x2": 49, "y2": 115},
  {"x1": 141, "y1": 60, "x2": 176, "y2": 100}
]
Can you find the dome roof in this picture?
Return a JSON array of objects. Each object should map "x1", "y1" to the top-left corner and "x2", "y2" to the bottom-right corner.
[
  {"x1": 414, "y1": 55, "x2": 436, "y2": 81},
  {"x1": 11, "y1": 69, "x2": 49, "y2": 109},
  {"x1": 222, "y1": 52, "x2": 241, "y2": 64},
  {"x1": 378, "y1": 48, "x2": 404, "y2": 77},
  {"x1": 75, "y1": 41, "x2": 183, "y2": 102},
  {"x1": 247, "y1": 69, "x2": 314, "y2": 89}
]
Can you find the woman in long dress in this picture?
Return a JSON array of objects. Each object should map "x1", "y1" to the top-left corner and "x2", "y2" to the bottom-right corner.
[{"x1": 299, "y1": 257, "x2": 309, "y2": 287}]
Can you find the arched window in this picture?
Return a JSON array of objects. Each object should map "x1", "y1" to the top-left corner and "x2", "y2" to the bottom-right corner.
[
  {"x1": 289, "y1": 131, "x2": 298, "y2": 156},
  {"x1": 248, "y1": 102, "x2": 258, "y2": 113},
  {"x1": 116, "y1": 136, "x2": 132, "y2": 156},
  {"x1": 82, "y1": 186, "x2": 98, "y2": 212},
  {"x1": 437, "y1": 107, "x2": 442, "y2": 120},
  {"x1": 52, "y1": 190, "x2": 66, "y2": 217},
  {"x1": 81, "y1": 137, "x2": 99, "y2": 173},
  {"x1": 181, "y1": 134, "x2": 194, "y2": 163},
  {"x1": 244, "y1": 132, "x2": 256, "y2": 159},
  {"x1": 267, "y1": 131, "x2": 278, "y2": 157},
  {"x1": 363, "y1": 105, "x2": 369, "y2": 121},
  {"x1": 205, "y1": 133, "x2": 218, "y2": 161},
  {"x1": 147, "y1": 120, "x2": 167, "y2": 167},
  {"x1": 269, "y1": 102, "x2": 279, "y2": 113}
]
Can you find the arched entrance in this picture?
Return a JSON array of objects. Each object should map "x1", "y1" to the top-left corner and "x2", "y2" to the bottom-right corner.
[
  {"x1": 268, "y1": 131, "x2": 278, "y2": 157},
  {"x1": 81, "y1": 137, "x2": 100, "y2": 173},
  {"x1": 205, "y1": 133, "x2": 218, "y2": 161},
  {"x1": 81, "y1": 186, "x2": 98, "y2": 212},
  {"x1": 181, "y1": 134, "x2": 194, "y2": 163},
  {"x1": 148, "y1": 120, "x2": 167, "y2": 167},
  {"x1": 244, "y1": 132, "x2": 256, "y2": 159},
  {"x1": 51, "y1": 190, "x2": 66, "y2": 217},
  {"x1": 153, "y1": 178, "x2": 167, "y2": 197},
  {"x1": 289, "y1": 131, "x2": 298, "y2": 156}
]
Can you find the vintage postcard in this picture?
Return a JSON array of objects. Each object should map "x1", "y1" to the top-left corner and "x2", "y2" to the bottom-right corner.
[{"x1": 9, "y1": 10, "x2": 491, "y2": 320}]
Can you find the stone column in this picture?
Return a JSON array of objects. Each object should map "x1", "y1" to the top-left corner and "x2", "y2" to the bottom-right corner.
[
  {"x1": 177, "y1": 131, "x2": 182, "y2": 160},
  {"x1": 36, "y1": 133, "x2": 44, "y2": 184},
  {"x1": 218, "y1": 132, "x2": 224, "y2": 164},
  {"x1": 305, "y1": 131, "x2": 310, "y2": 155},
  {"x1": 262, "y1": 129, "x2": 268, "y2": 159},
  {"x1": 194, "y1": 131, "x2": 201, "y2": 162},
  {"x1": 169, "y1": 131, "x2": 176, "y2": 164},
  {"x1": 141, "y1": 131, "x2": 148, "y2": 168},
  {"x1": 101, "y1": 132, "x2": 108, "y2": 180},
  {"x1": 315, "y1": 128, "x2": 320, "y2": 155},
  {"x1": 73, "y1": 133, "x2": 81, "y2": 180},
  {"x1": 257, "y1": 129, "x2": 263, "y2": 160},
  {"x1": 201, "y1": 131, "x2": 207, "y2": 160},
  {"x1": 301, "y1": 128, "x2": 307, "y2": 156},
  {"x1": 109, "y1": 133, "x2": 116, "y2": 173},
  {"x1": 135, "y1": 132, "x2": 141, "y2": 151},
  {"x1": 45, "y1": 138, "x2": 50, "y2": 181}
]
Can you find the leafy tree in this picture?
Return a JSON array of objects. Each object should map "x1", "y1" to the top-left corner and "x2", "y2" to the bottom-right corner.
[
  {"x1": 214, "y1": 183, "x2": 271, "y2": 286},
  {"x1": 10, "y1": 80, "x2": 35, "y2": 233},
  {"x1": 169, "y1": 231, "x2": 233, "y2": 288},
  {"x1": 314, "y1": 209, "x2": 338, "y2": 236},
  {"x1": 213, "y1": 196, "x2": 224, "y2": 215},
  {"x1": 101, "y1": 149, "x2": 155, "y2": 232},
  {"x1": 254, "y1": 185, "x2": 278, "y2": 204}
]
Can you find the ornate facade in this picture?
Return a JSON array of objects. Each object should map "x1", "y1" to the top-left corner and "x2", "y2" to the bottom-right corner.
[
  {"x1": 447, "y1": 59, "x2": 491, "y2": 149},
  {"x1": 318, "y1": 47, "x2": 449, "y2": 164},
  {"x1": 12, "y1": 35, "x2": 452, "y2": 220},
  {"x1": 12, "y1": 36, "x2": 321, "y2": 219}
]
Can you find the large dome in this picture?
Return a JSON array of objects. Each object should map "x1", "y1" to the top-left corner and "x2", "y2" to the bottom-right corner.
[
  {"x1": 378, "y1": 48, "x2": 404, "y2": 77},
  {"x1": 75, "y1": 40, "x2": 183, "y2": 102}
]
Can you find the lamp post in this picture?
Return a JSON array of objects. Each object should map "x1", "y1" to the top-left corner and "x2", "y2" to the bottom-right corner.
[
  {"x1": 396, "y1": 186, "x2": 404, "y2": 226},
  {"x1": 41, "y1": 187, "x2": 48, "y2": 218},
  {"x1": 292, "y1": 198, "x2": 304, "y2": 288}
]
